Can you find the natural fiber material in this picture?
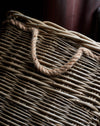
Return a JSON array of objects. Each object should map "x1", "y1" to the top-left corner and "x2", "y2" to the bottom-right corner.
[
  {"x1": 0, "y1": 11, "x2": 100, "y2": 126},
  {"x1": 32, "y1": 29, "x2": 99, "y2": 76}
]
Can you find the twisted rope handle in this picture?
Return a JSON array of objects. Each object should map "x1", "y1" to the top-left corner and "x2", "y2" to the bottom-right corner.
[
  {"x1": 5, "y1": 18, "x2": 99, "y2": 76},
  {"x1": 31, "y1": 28, "x2": 100, "y2": 76}
]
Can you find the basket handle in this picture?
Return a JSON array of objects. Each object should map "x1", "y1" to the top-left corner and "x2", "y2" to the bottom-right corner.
[
  {"x1": 6, "y1": 19, "x2": 99, "y2": 76},
  {"x1": 31, "y1": 28, "x2": 99, "y2": 76}
]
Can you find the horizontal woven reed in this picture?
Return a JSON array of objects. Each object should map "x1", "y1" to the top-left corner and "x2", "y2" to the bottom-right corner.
[{"x1": 0, "y1": 10, "x2": 100, "y2": 126}]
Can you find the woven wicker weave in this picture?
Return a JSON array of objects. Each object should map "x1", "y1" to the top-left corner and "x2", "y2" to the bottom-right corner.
[{"x1": 0, "y1": 11, "x2": 100, "y2": 126}]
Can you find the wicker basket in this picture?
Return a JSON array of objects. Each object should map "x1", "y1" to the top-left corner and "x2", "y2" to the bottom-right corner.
[{"x1": 0, "y1": 11, "x2": 100, "y2": 126}]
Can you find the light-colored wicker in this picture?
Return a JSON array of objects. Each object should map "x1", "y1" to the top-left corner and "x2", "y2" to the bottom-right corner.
[{"x1": 0, "y1": 10, "x2": 100, "y2": 126}]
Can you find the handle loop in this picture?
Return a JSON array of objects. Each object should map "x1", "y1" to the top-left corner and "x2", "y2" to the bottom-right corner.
[
  {"x1": 31, "y1": 28, "x2": 99, "y2": 76},
  {"x1": 5, "y1": 18, "x2": 99, "y2": 76}
]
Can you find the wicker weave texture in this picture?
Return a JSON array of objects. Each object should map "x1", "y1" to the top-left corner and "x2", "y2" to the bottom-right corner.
[{"x1": 0, "y1": 11, "x2": 100, "y2": 126}]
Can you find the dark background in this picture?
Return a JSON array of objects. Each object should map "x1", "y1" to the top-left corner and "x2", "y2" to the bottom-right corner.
[
  {"x1": 0, "y1": 0, "x2": 100, "y2": 41},
  {"x1": 0, "y1": 1, "x2": 44, "y2": 24}
]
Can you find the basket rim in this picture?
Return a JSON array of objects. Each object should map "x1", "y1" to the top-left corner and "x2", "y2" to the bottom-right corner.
[{"x1": 4, "y1": 10, "x2": 100, "y2": 52}]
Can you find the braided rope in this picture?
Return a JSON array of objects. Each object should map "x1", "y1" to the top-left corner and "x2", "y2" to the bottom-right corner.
[{"x1": 4, "y1": 18, "x2": 100, "y2": 76}]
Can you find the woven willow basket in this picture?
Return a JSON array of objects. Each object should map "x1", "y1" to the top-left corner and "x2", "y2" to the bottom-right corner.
[{"x1": 0, "y1": 11, "x2": 100, "y2": 126}]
